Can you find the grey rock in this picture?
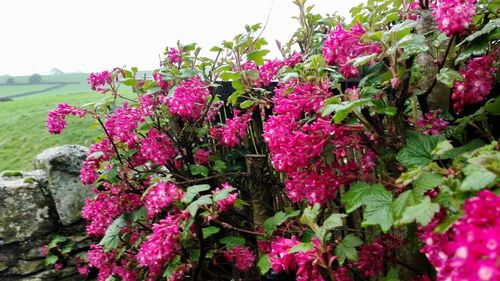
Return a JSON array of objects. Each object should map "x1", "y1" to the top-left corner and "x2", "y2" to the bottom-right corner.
[
  {"x1": 0, "y1": 178, "x2": 55, "y2": 244},
  {"x1": 8, "y1": 259, "x2": 44, "y2": 275},
  {"x1": 18, "y1": 267, "x2": 77, "y2": 281},
  {"x1": 34, "y1": 145, "x2": 92, "y2": 226}
]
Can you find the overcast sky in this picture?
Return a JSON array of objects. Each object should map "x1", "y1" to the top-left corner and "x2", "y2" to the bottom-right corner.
[{"x1": 0, "y1": 0, "x2": 363, "y2": 76}]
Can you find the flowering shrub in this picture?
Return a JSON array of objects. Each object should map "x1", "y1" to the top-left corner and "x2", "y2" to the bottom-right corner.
[{"x1": 45, "y1": 0, "x2": 499, "y2": 280}]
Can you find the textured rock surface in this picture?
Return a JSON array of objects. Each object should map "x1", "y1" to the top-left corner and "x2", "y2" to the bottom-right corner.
[
  {"x1": 34, "y1": 145, "x2": 92, "y2": 226},
  {"x1": 0, "y1": 175, "x2": 55, "y2": 244}
]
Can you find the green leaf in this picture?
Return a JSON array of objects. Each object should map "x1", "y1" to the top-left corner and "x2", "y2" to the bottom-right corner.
[
  {"x1": 342, "y1": 182, "x2": 377, "y2": 213},
  {"x1": 220, "y1": 71, "x2": 241, "y2": 81},
  {"x1": 413, "y1": 172, "x2": 444, "y2": 196},
  {"x1": 381, "y1": 267, "x2": 400, "y2": 281},
  {"x1": 300, "y1": 204, "x2": 321, "y2": 225},
  {"x1": 321, "y1": 98, "x2": 372, "y2": 123},
  {"x1": 213, "y1": 160, "x2": 227, "y2": 173},
  {"x1": 61, "y1": 245, "x2": 73, "y2": 254},
  {"x1": 189, "y1": 164, "x2": 209, "y2": 177},
  {"x1": 349, "y1": 54, "x2": 377, "y2": 67},
  {"x1": 460, "y1": 168, "x2": 497, "y2": 191},
  {"x1": 257, "y1": 254, "x2": 271, "y2": 275},
  {"x1": 219, "y1": 236, "x2": 246, "y2": 248},
  {"x1": 180, "y1": 68, "x2": 199, "y2": 78},
  {"x1": 399, "y1": 196, "x2": 439, "y2": 226},
  {"x1": 240, "y1": 100, "x2": 254, "y2": 109},
  {"x1": 122, "y1": 78, "x2": 137, "y2": 86},
  {"x1": 213, "y1": 187, "x2": 236, "y2": 202},
  {"x1": 187, "y1": 195, "x2": 213, "y2": 217},
  {"x1": 434, "y1": 213, "x2": 462, "y2": 233},
  {"x1": 362, "y1": 185, "x2": 394, "y2": 232},
  {"x1": 182, "y1": 184, "x2": 211, "y2": 204},
  {"x1": 334, "y1": 234, "x2": 363, "y2": 265},
  {"x1": 99, "y1": 215, "x2": 126, "y2": 252},
  {"x1": 434, "y1": 139, "x2": 485, "y2": 160},
  {"x1": 48, "y1": 235, "x2": 68, "y2": 249},
  {"x1": 321, "y1": 213, "x2": 347, "y2": 230},
  {"x1": 396, "y1": 132, "x2": 446, "y2": 168},
  {"x1": 264, "y1": 210, "x2": 300, "y2": 234},
  {"x1": 247, "y1": 49, "x2": 271, "y2": 65},
  {"x1": 289, "y1": 242, "x2": 313, "y2": 253},
  {"x1": 202, "y1": 226, "x2": 220, "y2": 239},
  {"x1": 392, "y1": 190, "x2": 419, "y2": 219},
  {"x1": 45, "y1": 255, "x2": 59, "y2": 266},
  {"x1": 436, "y1": 68, "x2": 464, "y2": 88},
  {"x1": 484, "y1": 97, "x2": 500, "y2": 115}
]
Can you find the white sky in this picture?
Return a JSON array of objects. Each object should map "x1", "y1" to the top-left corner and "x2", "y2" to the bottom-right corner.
[{"x1": 0, "y1": 0, "x2": 363, "y2": 76}]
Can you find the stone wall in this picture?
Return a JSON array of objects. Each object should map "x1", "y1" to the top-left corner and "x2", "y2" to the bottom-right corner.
[{"x1": 0, "y1": 145, "x2": 94, "y2": 281}]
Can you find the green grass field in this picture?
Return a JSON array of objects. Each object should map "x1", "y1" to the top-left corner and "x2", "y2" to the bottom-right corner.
[{"x1": 0, "y1": 73, "x2": 98, "y2": 171}]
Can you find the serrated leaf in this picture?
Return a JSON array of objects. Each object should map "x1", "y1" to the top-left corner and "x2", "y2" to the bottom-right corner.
[
  {"x1": 434, "y1": 213, "x2": 462, "y2": 233},
  {"x1": 392, "y1": 190, "x2": 419, "y2": 219},
  {"x1": 48, "y1": 235, "x2": 68, "y2": 249},
  {"x1": 437, "y1": 68, "x2": 464, "y2": 88},
  {"x1": 182, "y1": 184, "x2": 211, "y2": 204},
  {"x1": 341, "y1": 182, "x2": 377, "y2": 213},
  {"x1": 396, "y1": 132, "x2": 446, "y2": 168},
  {"x1": 413, "y1": 172, "x2": 444, "y2": 196},
  {"x1": 264, "y1": 210, "x2": 300, "y2": 234},
  {"x1": 99, "y1": 215, "x2": 126, "y2": 252},
  {"x1": 219, "y1": 236, "x2": 246, "y2": 248},
  {"x1": 399, "y1": 196, "x2": 439, "y2": 226},
  {"x1": 321, "y1": 213, "x2": 346, "y2": 230},
  {"x1": 334, "y1": 234, "x2": 363, "y2": 265},
  {"x1": 202, "y1": 226, "x2": 220, "y2": 239},
  {"x1": 362, "y1": 185, "x2": 394, "y2": 232},
  {"x1": 213, "y1": 160, "x2": 227, "y2": 173},
  {"x1": 187, "y1": 195, "x2": 213, "y2": 217},
  {"x1": 240, "y1": 100, "x2": 254, "y2": 109},
  {"x1": 247, "y1": 50, "x2": 271, "y2": 66},
  {"x1": 213, "y1": 187, "x2": 236, "y2": 202},
  {"x1": 321, "y1": 98, "x2": 372, "y2": 123},
  {"x1": 460, "y1": 168, "x2": 497, "y2": 191},
  {"x1": 45, "y1": 255, "x2": 59, "y2": 266},
  {"x1": 434, "y1": 139, "x2": 485, "y2": 160},
  {"x1": 220, "y1": 71, "x2": 241, "y2": 81},
  {"x1": 300, "y1": 204, "x2": 321, "y2": 225},
  {"x1": 289, "y1": 242, "x2": 313, "y2": 254},
  {"x1": 381, "y1": 267, "x2": 399, "y2": 281},
  {"x1": 349, "y1": 54, "x2": 377, "y2": 67},
  {"x1": 189, "y1": 164, "x2": 209, "y2": 177},
  {"x1": 257, "y1": 254, "x2": 271, "y2": 275}
]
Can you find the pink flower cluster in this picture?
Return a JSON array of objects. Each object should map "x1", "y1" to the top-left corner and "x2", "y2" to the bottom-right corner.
[
  {"x1": 416, "y1": 111, "x2": 449, "y2": 135},
  {"x1": 80, "y1": 138, "x2": 114, "y2": 185},
  {"x1": 143, "y1": 181, "x2": 183, "y2": 217},
  {"x1": 87, "y1": 244, "x2": 116, "y2": 281},
  {"x1": 210, "y1": 110, "x2": 252, "y2": 148},
  {"x1": 264, "y1": 80, "x2": 375, "y2": 204},
  {"x1": 167, "y1": 76, "x2": 209, "y2": 121},
  {"x1": 322, "y1": 23, "x2": 381, "y2": 78},
  {"x1": 421, "y1": 190, "x2": 500, "y2": 281},
  {"x1": 140, "y1": 128, "x2": 177, "y2": 166},
  {"x1": 46, "y1": 103, "x2": 86, "y2": 134},
  {"x1": 82, "y1": 186, "x2": 141, "y2": 236},
  {"x1": 104, "y1": 103, "x2": 142, "y2": 147},
  {"x1": 260, "y1": 59, "x2": 285, "y2": 86},
  {"x1": 432, "y1": 0, "x2": 476, "y2": 36},
  {"x1": 137, "y1": 214, "x2": 183, "y2": 277},
  {"x1": 451, "y1": 54, "x2": 497, "y2": 113},
  {"x1": 354, "y1": 235, "x2": 401, "y2": 277},
  {"x1": 194, "y1": 149, "x2": 210, "y2": 165},
  {"x1": 269, "y1": 236, "x2": 300, "y2": 273},
  {"x1": 88, "y1": 70, "x2": 111, "y2": 93},
  {"x1": 223, "y1": 245, "x2": 255, "y2": 272},
  {"x1": 169, "y1": 264, "x2": 193, "y2": 281},
  {"x1": 167, "y1": 47, "x2": 182, "y2": 65},
  {"x1": 212, "y1": 182, "x2": 238, "y2": 212}
]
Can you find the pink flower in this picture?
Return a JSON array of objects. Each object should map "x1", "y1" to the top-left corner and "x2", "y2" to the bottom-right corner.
[
  {"x1": 194, "y1": 149, "x2": 210, "y2": 165},
  {"x1": 87, "y1": 244, "x2": 115, "y2": 281},
  {"x1": 210, "y1": 110, "x2": 251, "y2": 148},
  {"x1": 167, "y1": 47, "x2": 182, "y2": 65},
  {"x1": 322, "y1": 23, "x2": 381, "y2": 78},
  {"x1": 80, "y1": 138, "x2": 114, "y2": 185},
  {"x1": 284, "y1": 52, "x2": 303, "y2": 67},
  {"x1": 88, "y1": 71, "x2": 111, "y2": 93},
  {"x1": 143, "y1": 181, "x2": 183, "y2": 217},
  {"x1": 40, "y1": 245, "x2": 49, "y2": 256},
  {"x1": 166, "y1": 76, "x2": 209, "y2": 121},
  {"x1": 140, "y1": 128, "x2": 177, "y2": 166},
  {"x1": 416, "y1": 111, "x2": 449, "y2": 135},
  {"x1": 269, "y1": 236, "x2": 300, "y2": 272},
  {"x1": 432, "y1": 0, "x2": 476, "y2": 36},
  {"x1": 259, "y1": 59, "x2": 285, "y2": 86},
  {"x1": 451, "y1": 54, "x2": 497, "y2": 113},
  {"x1": 223, "y1": 245, "x2": 256, "y2": 272},
  {"x1": 354, "y1": 235, "x2": 401, "y2": 277},
  {"x1": 104, "y1": 102, "x2": 142, "y2": 147},
  {"x1": 46, "y1": 103, "x2": 86, "y2": 134},
  {"x1": 137, "y1": 214, "x2": 182, "y2": 277},
  {"x1": 212, "y1": 182, "x2": 238, "y2": 212}
]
